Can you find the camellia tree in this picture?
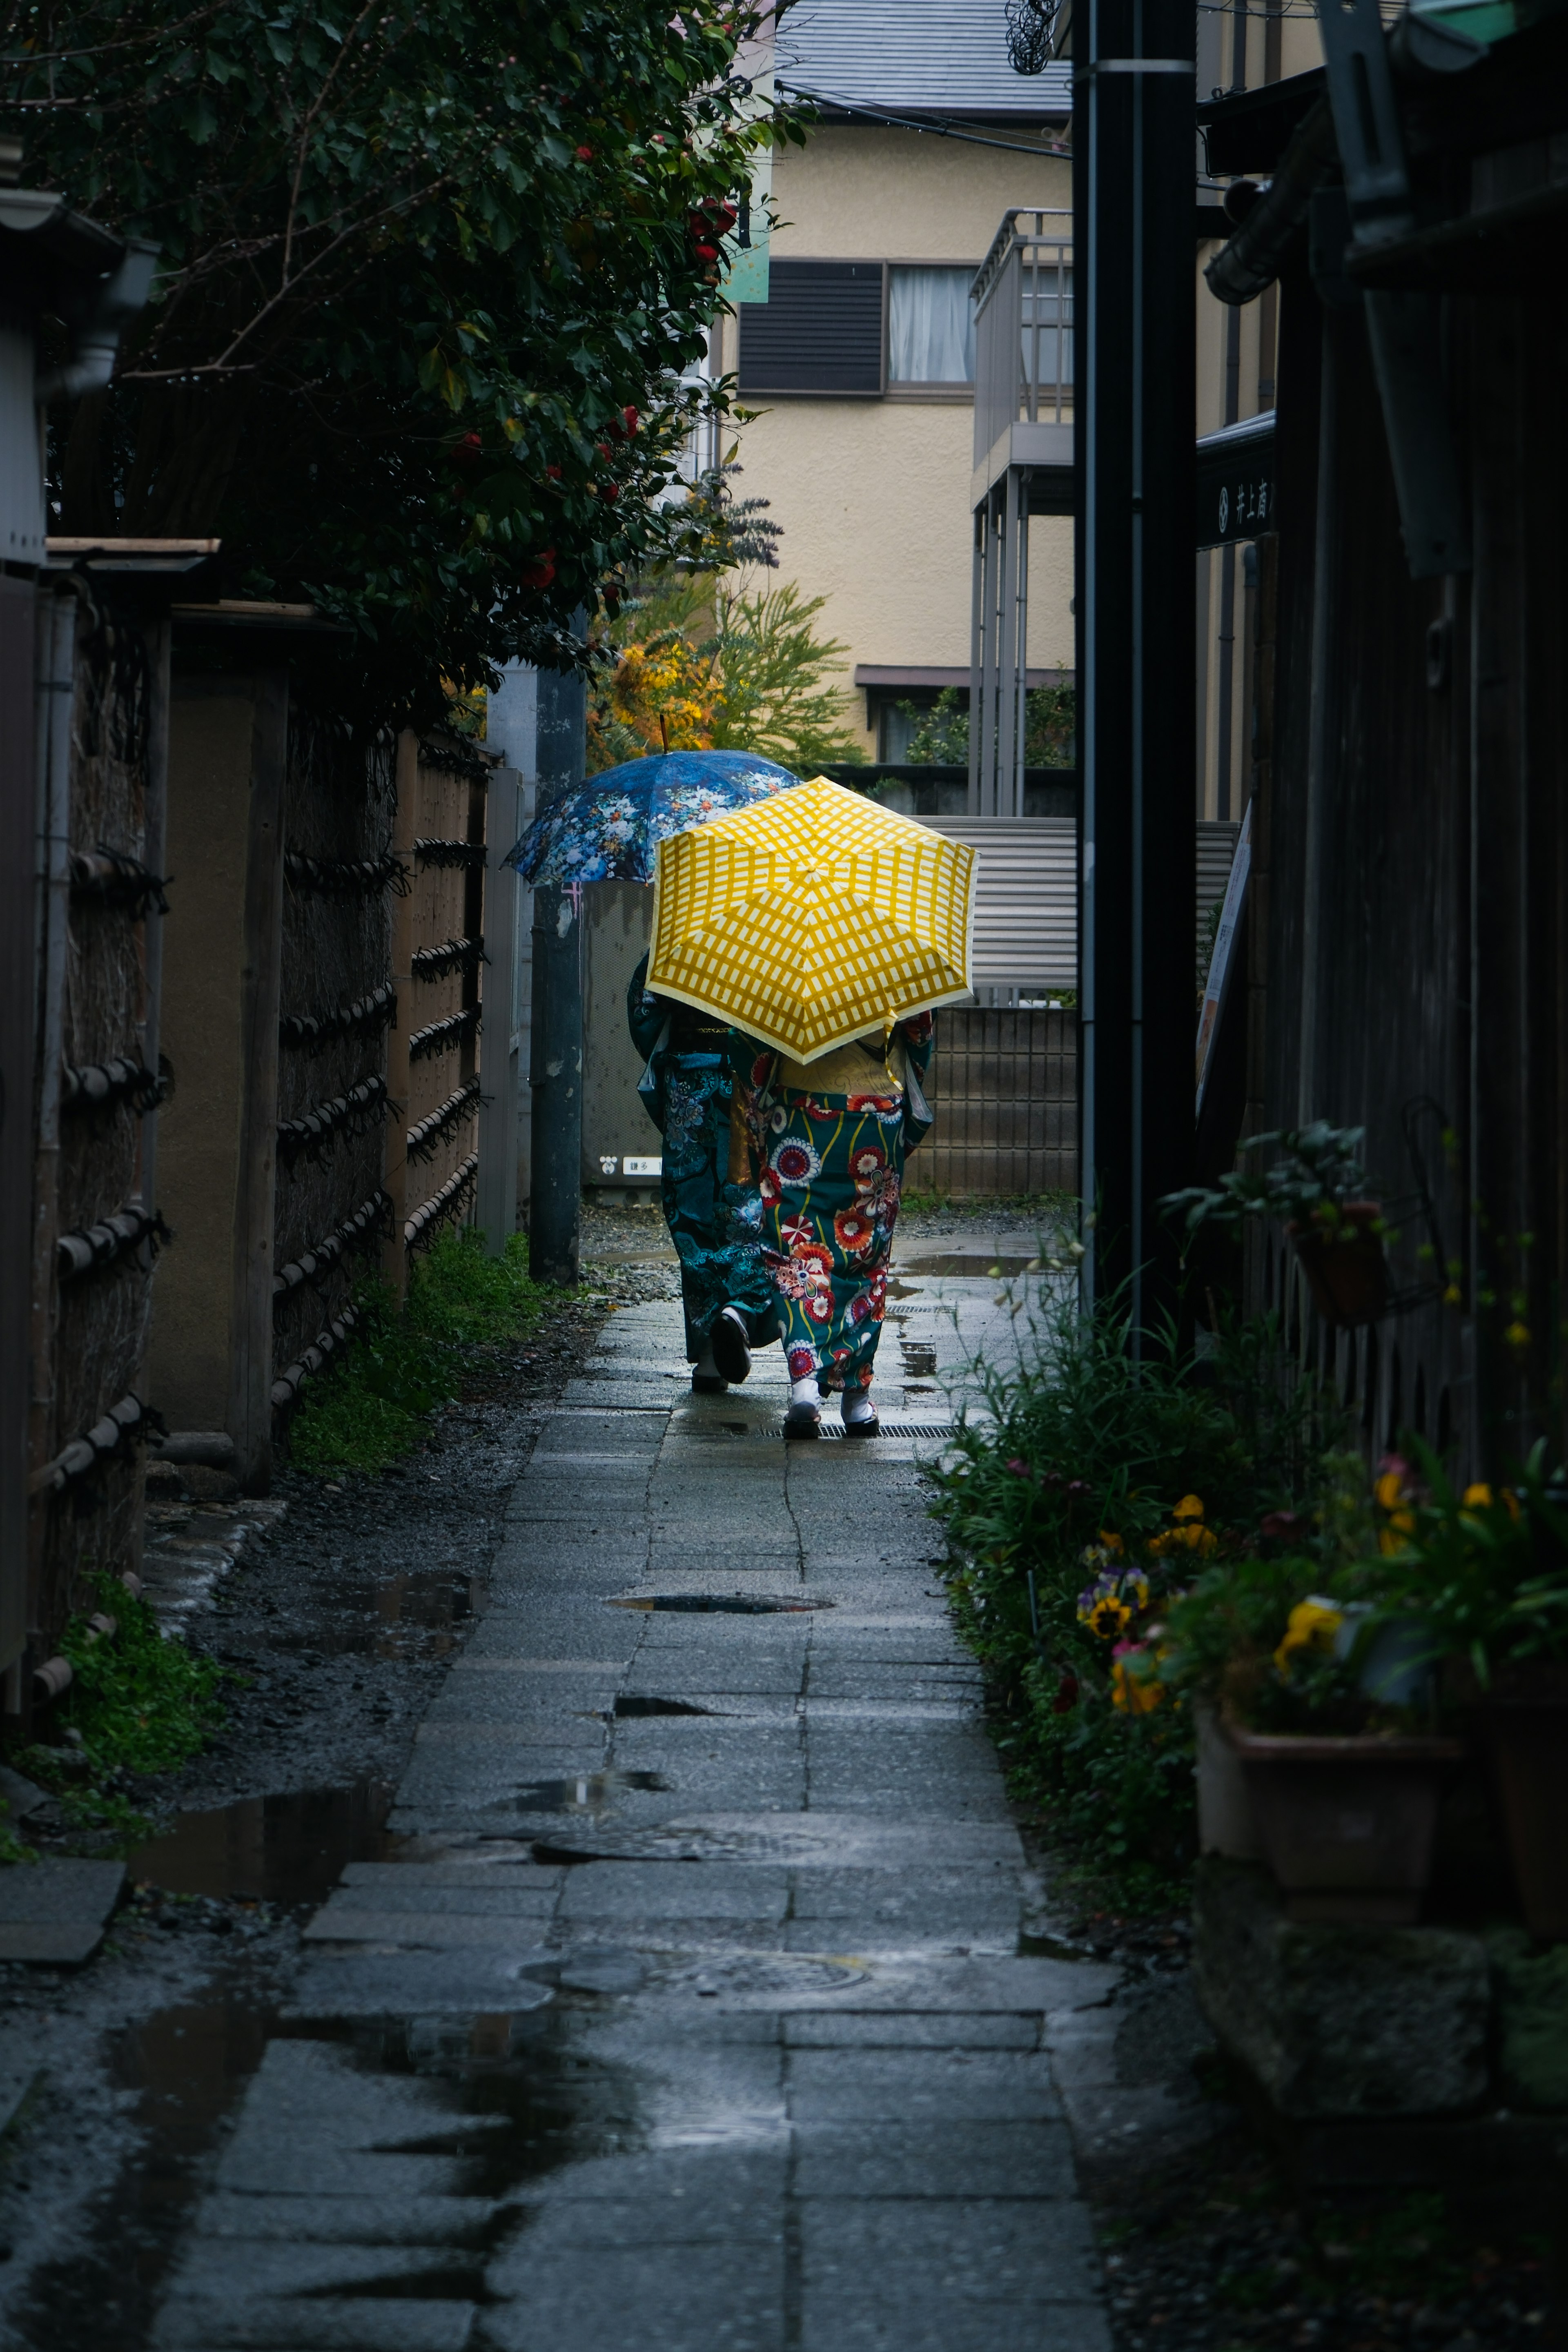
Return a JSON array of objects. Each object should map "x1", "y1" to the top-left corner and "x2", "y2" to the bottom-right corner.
[{"x1": 4, "y1": 0, "x2": 787, "y2": 724}]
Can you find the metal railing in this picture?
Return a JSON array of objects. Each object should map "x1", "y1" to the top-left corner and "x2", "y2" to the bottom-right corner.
[{"x1": 971, "y1": 209, "x2": 1074, "y2": 472}]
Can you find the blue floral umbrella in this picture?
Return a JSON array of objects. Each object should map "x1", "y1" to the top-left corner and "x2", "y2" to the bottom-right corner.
[{"x1": 506, "y1": 748, "x2": 802, "y2": 886}]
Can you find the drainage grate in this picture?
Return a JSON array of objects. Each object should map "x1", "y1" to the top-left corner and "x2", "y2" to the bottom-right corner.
[{"x1": 808, "y1": 1419, "x2": 954, "y2": 1441}]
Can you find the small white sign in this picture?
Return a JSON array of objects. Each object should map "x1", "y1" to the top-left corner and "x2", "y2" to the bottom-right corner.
[
  {"x1": 599, "y1": 1156, "x2": 619, "y2": 1175},
  {"x1": 624, "y1": 1155, "x2": 663, "y2": 1178}
]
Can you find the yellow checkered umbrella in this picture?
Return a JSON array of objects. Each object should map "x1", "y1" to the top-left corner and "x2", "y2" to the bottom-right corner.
[{"x1": 647, "y1": 775, "x2": 978, "y2": 1063}]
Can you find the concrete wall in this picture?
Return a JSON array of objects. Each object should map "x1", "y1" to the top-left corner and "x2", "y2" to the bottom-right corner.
[
  {"x1": 145, "y1": 682, "x2": 257, "y2": 1430},
  {"x1": 580, "y1": 881, "x2": 658, "y2": 1197}
]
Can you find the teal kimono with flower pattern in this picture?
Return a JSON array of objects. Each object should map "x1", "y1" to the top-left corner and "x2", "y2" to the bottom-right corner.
[
  {"x1": 628, "y1": 953, "x2": 779, "y2": 1362},
  {"x1": 731, "y1": 1017, "x2": 935, "y2": 1394}
]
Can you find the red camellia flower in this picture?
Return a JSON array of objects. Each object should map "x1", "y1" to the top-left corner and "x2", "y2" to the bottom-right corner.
[
  {"x1": 519, "y1": 548, "x2": 557, "y2": 588},
  {"x1": 576, "y1": 144, "x2": 594, "y2": 161},
  {"x1": 546, "y1": 462, "x2": 562, "y2": 479}
]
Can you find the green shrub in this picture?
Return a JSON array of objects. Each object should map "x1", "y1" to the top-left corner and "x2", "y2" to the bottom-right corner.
[
  {"x1": 287, "y1": 1229, "x2": 556, "y2": 1474},
  {"x1": 929, "y1": 1281, "x2": 1337, "y2": 1895},
  {"x1": 56, "y1": 1574, "x2": 224, "y2": 1775}
]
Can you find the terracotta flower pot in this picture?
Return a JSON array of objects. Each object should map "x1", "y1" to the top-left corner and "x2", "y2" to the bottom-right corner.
[
  {"x1": 1287, "y1": 1201, "x2": 1389, "y2": 1327},
  {"x1": 1225, "y1": 1719, "x2": 1463, "y2": 1923},
  {"x1": 1479, "y1": 1660, "x2": 1568, "y2": 1942}
]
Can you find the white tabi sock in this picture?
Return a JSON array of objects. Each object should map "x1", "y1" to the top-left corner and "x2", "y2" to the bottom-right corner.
[
  {"x1": 789, "y1": 1375, "x2": 820, "y2": 1408},
  {"x1": 842, "y1": 1388, "x2": 875, "y2": 1426}
]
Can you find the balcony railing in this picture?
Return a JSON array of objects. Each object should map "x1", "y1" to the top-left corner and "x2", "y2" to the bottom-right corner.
[{"x1": 972, "y1": 208, "x2": 1074, "y2": 473}]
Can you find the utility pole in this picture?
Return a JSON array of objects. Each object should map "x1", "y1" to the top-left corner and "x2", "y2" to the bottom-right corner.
[
  {"x1": 528, "y1": 642, "x2": 586, "y2": 1285},
  {"x1": 1074, "y1": 0, "x2": 1197, "y2": 1337}
]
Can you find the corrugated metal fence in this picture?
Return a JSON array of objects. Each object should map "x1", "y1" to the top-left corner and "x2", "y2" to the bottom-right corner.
[{"x1": 920, "y1": 815, "x2": 1241, "y2": 997}]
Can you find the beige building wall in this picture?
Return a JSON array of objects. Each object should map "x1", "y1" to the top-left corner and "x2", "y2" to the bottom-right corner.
[{"x1": 714, "y1": 125, "x2": 1074, "y2": 756}]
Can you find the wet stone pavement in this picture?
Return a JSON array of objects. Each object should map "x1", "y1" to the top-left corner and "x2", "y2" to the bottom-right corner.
[{"x1": 137, "y1": 1255, "x2": 1129, "y2": 2351}]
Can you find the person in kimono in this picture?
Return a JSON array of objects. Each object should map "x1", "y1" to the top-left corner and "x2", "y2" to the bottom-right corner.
[
  {"x1": 733, "y1": 1012, "x2": 935, "y2": 1438},
  {"x1": 627, "y1": 951, "x2": 779, "y2": 1392}
]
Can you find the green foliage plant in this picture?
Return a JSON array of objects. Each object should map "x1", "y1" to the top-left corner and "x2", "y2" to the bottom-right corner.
[
  {"x1": 1376, "y1": 1438, "x2": 1568, "y2": 1688},
  {"x1": 1162, "y1": 1121, "x2": 1384, "y2": 1245},
  {"x1": 11, "y1": 1, "x2": 793, "y2": 729},
  {"x1": 587, "y1": 568, "x2": 864, "y2": 773},
  {"x1": 898, "y1": 683, "x2": 1076, "y2": 768},
  {"x1": 288, "y1": 1228, "x2": 557, "y2": 1473},
  {"x1": 54, "y1": 1574, "x2": 224, "y2": 1775},
  {"x1": 928, "y1": 1276, "x2": 1335, "y2": 1891},
  {"x1": 707, "y1": 579, "x2": 864, "y2": 770},
  {"x1": 4, "y1": 1575, "x2": 227, "y2": 1850}
]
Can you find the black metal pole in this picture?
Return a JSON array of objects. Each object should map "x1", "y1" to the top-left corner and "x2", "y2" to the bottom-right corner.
[
  {"x1": 1074, "y1": 0, "x2": 1197, "y2": 1339},
  {"x1": 528, "y1": 635, "x2": 586, "y2": 1285}
]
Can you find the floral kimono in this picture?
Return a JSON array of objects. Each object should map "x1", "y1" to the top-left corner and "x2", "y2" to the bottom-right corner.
[
  {"x1": 733, "y1": 1013, "x2": 935, "y2": 1394},
  {"x1": 627, "y1": 953, "x2": 780, "y2": 1362}
]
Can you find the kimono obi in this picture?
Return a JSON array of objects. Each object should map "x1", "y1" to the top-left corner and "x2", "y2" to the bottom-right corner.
[
  {"x1": 669, "y1": 1004, "x2": 732, "y2": 1055},
  {"x1": 776, "y1": 1036, "x2": 906, "y2": 1097}
]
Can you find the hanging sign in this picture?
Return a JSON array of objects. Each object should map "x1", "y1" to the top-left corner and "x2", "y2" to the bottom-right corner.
[{"x1": 1196, "y1": 412, "x2": 1276, "y2": 548}]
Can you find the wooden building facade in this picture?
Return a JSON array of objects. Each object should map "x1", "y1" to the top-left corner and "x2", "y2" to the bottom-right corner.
[{"x1": 1198, "y1": 10, "x2": 1568, "y2": 1479}]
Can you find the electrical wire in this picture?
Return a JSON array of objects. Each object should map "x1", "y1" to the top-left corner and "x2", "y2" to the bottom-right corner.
[{"x1": 775, "y1": 78, "x2": 1071, "y2": 155}]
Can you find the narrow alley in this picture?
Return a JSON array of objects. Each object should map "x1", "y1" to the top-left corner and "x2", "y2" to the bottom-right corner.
[{"x1": 128, "y1": 1252, "x2": 1120, "y2": 2350}]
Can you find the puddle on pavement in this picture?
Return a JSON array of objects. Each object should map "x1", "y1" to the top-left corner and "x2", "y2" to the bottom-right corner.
[
  {"x1": 127, "y1": 1778, "x2": 401, "y2": 1908},
  {"x1": 7, "y1": 1998, "x2": 641, "y2": 2350},
  {"x1": 899, "y1": 1339, "x2": 939, "y2": 1378},
  {"x1": 608, "y1": 1593, "x2": 828, "y2": 1614},
  {"x1": 514, "y1": 1770, "x2": 671, "y2": 1813},
  {"x1": 272, "y1": 1568, "x2": 485, "y2": 1660},
  {"x1": 613, "y1": 1695, "x2": 713, "y2": 1717},
  {"x1": 7, "y1": 1989, "x2": 277, "y2": 2352}
]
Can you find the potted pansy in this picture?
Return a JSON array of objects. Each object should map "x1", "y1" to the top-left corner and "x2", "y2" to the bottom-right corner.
[
  {"x1": 1376, "y1": 1441, "x2": 1568, "y2": 1940},
  {"x1": 1163, "y1": 1122, "x2": 1390, "y2": 1327},
  {"x1": 1157, "y1": 1539, "x2": 1461, "y2": 1923},
  {"x1": 1074, "y1": 1494, "x2": 1223, "y2": 1719}
]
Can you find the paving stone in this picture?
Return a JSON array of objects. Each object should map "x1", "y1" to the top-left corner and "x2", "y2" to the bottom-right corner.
[
  {"x1": 0, "y1": 1857, "x2": 125, "y2": 1962},
  {"x1": 481, "y1": 2242, "x2": 786, "y2": 2351},
  {"x1": 793, "y1": 2117, "x2": 1078, "y2": 2199},
  {"x1": 558, "y1": 1863, "x2": 791, "y2": 1922},
  {"x1": 800, "y1": 2196, "x2": 1101, "y2": 2303},
  {"x1": 786, "y1": 2047, "x2": 1062, "y2": 2123}
]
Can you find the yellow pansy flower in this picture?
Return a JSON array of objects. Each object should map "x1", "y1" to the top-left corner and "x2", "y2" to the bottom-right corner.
[
  {"x1": 1273, "y1": 1598, "x2": 1343, "y2": 1674},
  {"x1": 1172, "y1": 1494, "x2": 1205, "y2": 1521}
]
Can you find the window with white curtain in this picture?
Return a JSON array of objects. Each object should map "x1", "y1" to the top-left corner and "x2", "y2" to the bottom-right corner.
[
  {"x1": 1022, "y1": 268, "x2": 1074, "y2": 388},
  {"x1": 888, "y1": 265, "x2": 976, "y2": 385}
]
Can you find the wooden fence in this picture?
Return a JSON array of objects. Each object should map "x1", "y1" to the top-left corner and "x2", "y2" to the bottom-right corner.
[{"x1": 918, "y1": 1007, "x2": 1078, "y2": 1198}]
